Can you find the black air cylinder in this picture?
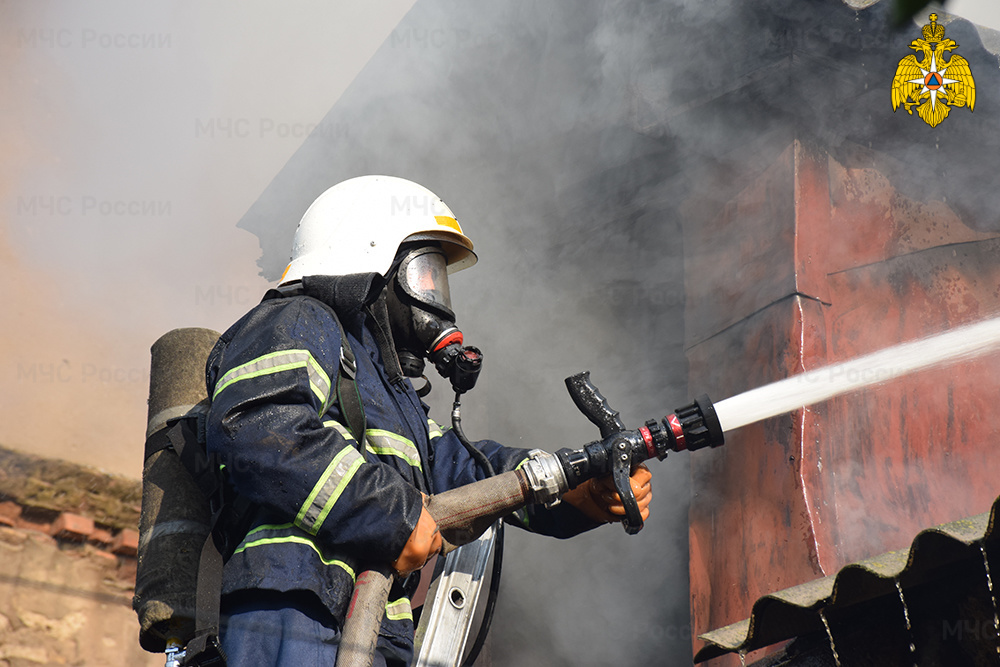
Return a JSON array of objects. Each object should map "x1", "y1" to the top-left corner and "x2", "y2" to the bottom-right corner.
[{"x1": 133, "y1": 328, "x2": 220, "y2": 653}]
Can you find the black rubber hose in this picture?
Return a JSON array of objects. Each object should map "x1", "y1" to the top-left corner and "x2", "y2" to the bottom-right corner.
[
  {"x1": 452, "y1": 393, "x2": 502, "y2": 667},
  {"x1": 452, "y1": 394, "x2": 495, "y2": 477},
  {"x1": 464, "y1": 521, "x2": 503, "y2": 667}
]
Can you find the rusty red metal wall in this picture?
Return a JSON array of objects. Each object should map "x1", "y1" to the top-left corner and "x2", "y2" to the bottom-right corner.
[{"x1": 686, "y1": 140, "x2": 1000, "y2": 664}]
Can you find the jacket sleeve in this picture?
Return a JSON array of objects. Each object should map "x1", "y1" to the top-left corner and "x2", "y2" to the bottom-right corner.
[
  {"x1": 426, "y1": 421, "x2": 602, "y2": 539},
  {"x1": 205, "y1": 298, "x2": 422, "y2": 564}
]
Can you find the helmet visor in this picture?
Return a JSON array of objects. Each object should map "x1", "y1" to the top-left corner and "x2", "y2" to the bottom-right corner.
[{"x1": 399, "y1": 247, "x2": 452, "y2": 313}]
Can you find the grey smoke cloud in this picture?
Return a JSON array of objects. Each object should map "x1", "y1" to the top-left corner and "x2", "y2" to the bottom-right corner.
[
  {"x1": 238, "y1": 2, "x2": 704, "y2": 662},
  {"x1": 4, "y1": 0, "x2": 1000, "y2": 664},
  {"x1": 0, "y1": 0, "x2": 415, "y2": 473},
  {"x1": 236, "y1": 1, "x2": 1000, "y2": 664}
]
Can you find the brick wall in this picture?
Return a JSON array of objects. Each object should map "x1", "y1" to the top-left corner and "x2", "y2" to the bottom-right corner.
[{"x1": 0, "y1": 445, "x2": 158, "y2": 666}]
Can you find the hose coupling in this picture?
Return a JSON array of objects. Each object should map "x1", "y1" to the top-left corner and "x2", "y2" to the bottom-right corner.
[{"x1": 521, "y1": 449, "x2": 569, "y2": 508}]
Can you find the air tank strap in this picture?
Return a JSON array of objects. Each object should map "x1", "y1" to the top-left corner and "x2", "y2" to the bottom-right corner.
[
  {"x1": 155, "y1": 417, "x2": 228, "y2": 666},
  {"x1": 263, "y1": 287, "x2": 367, "y2": 444},
  {"x1": 143, "y1": 427, "x2": 172, "y2": 462},
  {"x1": 166, "y1": 411, "x2": 219, "y2": 503}
]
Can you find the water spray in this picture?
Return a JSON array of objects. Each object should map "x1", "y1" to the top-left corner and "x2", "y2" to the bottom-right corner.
[
  {"x1": 713, "y1": 316, "x2": 1000, "y2": 433},
  {"x1": 556, "y1": 317, "x2": 1000, "y2": 535}
]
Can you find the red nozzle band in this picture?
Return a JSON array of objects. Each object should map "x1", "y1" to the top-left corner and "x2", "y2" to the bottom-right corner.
[
  {"x1": 639, "y1": 426, "x2": 656, "y2": 460},
  {"x1": 432, "y1": 330, "x2": 464, "y2": 353},
  {"x1": 667, "y1": 413, "x2": 686, "y2": 451}
]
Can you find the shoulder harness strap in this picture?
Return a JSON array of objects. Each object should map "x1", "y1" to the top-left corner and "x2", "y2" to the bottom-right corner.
[
  {"x1": 263, "y1": 288, "x2": 367, "y2": 443},
  {"x1": 330, "y1": 308, "x2": 367, "y2": 444}
]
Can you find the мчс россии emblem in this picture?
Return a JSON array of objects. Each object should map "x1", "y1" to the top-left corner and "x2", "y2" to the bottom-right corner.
[{"x1": 891, "y1": 13, "x2": 975, "y2": 128}]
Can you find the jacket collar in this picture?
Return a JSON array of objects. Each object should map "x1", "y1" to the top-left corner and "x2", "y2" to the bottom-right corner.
[
  {"x1": 297, "y1": 273, "x2": 405, "y2": 385},
  {"x1": 300, "y1": 273, "x2": 383, "y2": 318}
]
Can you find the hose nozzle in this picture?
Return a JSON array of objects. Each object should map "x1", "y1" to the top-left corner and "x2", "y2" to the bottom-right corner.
[
  {"x1": 647, "y1": 394, "x2": 724, "y2": 458},
  {"x1": 559, "y1": 374, "x2": 726, "y2": 534}
]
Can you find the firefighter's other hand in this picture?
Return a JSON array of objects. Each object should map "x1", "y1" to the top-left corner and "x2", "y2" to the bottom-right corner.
[
  {"x1": 392, "y1": 498, "x2": 442, "y2": 577},
  {"x1": 562, "y1": 463, "x2": 653, "y2": 524}
]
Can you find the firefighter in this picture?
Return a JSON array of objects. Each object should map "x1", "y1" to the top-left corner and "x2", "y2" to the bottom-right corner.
[{"x1": 204, "y1": 175, "x2": 653, "y2": 665}]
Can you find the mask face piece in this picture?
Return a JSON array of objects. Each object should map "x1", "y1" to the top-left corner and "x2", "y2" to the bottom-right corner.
[
  {"x1": 386, "y1": 245, "x2": 459, "y2": 378},
  {"x1": 385, "y1": 244, "x2": 484, "y2": 394},
  {"x1": 397, "y1": 247, "x2": 454, "y2": 319}
]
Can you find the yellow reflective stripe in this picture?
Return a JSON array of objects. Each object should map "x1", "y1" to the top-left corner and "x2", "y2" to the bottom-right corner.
[
  {"x1": 385, "y1": 597, "x2": 412, "y2": 621},
  {"x1": 244, "y1": 522, "x2": 294, "y2": 537},
  {"x1": 233, "y1": 535, "x2": 357, "y2": 581},
  {"x1": 427, "y1": 419, "x2": 443, "y2": 439},
  {"x1": 296, "y1": 447, "x2": 365, "y2": 535},
  {"x1": 213, "y1": 349, "x2": 332, "y2": 409},
  {"x1": 324, "y1": 420, "x2": 355, "y2": 441},
  {"x1": 365, "y1": 429, "x2": 422, "y2": 470},
  {"x1": 326, "y1": 421, "x2": 423, "y2": 470},
  {"x1": 233, "y1": 523, "x2": 357, "y2": 581}
]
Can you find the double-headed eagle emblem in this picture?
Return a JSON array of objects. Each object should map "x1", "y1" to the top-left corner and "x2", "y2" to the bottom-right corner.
[{"x1": 891, "y1": 14, "x2": 975, "y2": 127}]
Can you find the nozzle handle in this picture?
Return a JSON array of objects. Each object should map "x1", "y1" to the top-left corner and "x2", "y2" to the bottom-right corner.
[
  {"x1": 565, "y1": 371, "x2": 627, "y2": 439},
  {"x1": 610, "y1": 435, "x2": 644, "y2": 534}
]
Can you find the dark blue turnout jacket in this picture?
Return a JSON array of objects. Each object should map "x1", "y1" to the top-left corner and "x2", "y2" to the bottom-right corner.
[{"x1": 205, "y1": 278, "x2": 596, "y2": 660}]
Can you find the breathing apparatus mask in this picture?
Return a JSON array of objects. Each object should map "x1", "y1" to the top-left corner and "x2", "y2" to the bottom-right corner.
[{"x1": 386, "y1": 243, "x2": 482, "y2": 396}]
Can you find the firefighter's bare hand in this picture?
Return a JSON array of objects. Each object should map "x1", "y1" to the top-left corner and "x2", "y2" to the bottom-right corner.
[
  {"x1": 392, "y1": 498, "x2": 442, "y2": 577},
  {"x1": 563, "y1": 463, "x2": 653, "y2": 524}
]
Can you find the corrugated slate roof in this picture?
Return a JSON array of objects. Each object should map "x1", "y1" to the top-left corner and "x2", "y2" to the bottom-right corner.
[{"x1": 694, "y1": 497, "x2": 1000, "y2": 662}]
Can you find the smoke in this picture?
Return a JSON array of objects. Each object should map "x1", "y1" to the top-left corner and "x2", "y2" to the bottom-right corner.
[
  {"x1": 235, "y1": 1, "x2": 1000, "y2": 664},
  {"x1": 5, "y1": 0, "x2": 1000, "y2": 664},
  {"x1": 0, "y1": 2, "x2": 414, "y2": 476},
  {"x1": 0, "y1": 3, "x2": 152, "y2": 474},
  {"x1": 0, "y1": 0, "x2": 698, "y2": 662},
  {"x1": 236, "y1": 1, "x2": 719, "y2": 663}
]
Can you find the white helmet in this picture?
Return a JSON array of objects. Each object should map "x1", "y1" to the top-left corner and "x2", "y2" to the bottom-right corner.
[{"x1": 280, "y1": 175, "x2": 477, "y2": 285}]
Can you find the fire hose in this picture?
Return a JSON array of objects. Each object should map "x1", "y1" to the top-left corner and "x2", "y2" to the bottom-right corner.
[{"x1": 334, "y1": 371, "x2": 725, "y2": 667}]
